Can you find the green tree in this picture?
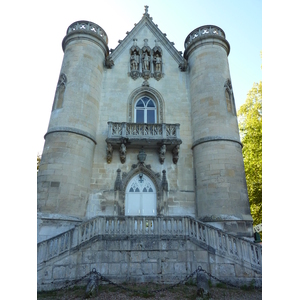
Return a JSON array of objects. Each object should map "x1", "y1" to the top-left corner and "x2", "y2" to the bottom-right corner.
[
  {"x1": 238, "y1": 81, "x2": 262, "y2": 228},
  {"x1": 37, "y1": 154, "x2": 41, "y2": 172}
]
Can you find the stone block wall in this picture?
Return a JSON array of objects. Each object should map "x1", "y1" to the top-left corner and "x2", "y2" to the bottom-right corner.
[{"x1": 37, "y1": 236, "x2": 262, "y2": 291}]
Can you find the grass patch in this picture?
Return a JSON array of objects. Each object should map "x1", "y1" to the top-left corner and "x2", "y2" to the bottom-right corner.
[
  {"x1": 185, "y1": 278, "x2": 197, "y2": 286},
  {"x1": 215, "y1": 282, "x2": 227, "y2": 289},
  {"x1": 37, "y1": 290, "x2": 58, "y2": 299},
  {"x1": 240, "y1": 279, "x2": 255, "y2": 291}
]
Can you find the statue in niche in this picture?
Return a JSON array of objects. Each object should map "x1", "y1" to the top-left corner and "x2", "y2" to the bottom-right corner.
[
  {"x1": 152, "y1": 44, "x2": 163, "y2": 80},
  {"x1": 129, "y1": 39, "x2": 141, "y2": 80},
  {"x1": 143, "y1": 52, "x2": 150, "y2": 71},
  {"x1": 154, "y1": 54, "x2": 162, "y2": 72},
  {"x1": 130, "y1": 51, "x2": 139, "y2": 71}
]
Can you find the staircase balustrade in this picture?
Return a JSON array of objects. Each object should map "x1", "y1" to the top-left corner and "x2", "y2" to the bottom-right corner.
[{"x1": 37, "y1": 216, "x2": 261, "y2": 270}]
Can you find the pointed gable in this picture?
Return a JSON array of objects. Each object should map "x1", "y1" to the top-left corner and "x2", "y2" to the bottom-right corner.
[{"x1": 110, "y1": 6, "x2": 185, "y2": 67}]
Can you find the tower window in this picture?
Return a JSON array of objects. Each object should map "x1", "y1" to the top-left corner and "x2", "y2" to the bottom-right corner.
[{"x1": 134, "y1": 97, "x2": 157, "y2": 123}]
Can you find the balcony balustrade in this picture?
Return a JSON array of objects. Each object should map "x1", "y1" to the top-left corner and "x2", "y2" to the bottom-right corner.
[{"x1": 106, "y1": 122, "x2": 182, "y2": 164}]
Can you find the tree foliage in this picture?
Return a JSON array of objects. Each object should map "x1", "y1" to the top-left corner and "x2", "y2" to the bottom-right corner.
[
  {"x1": 238, "y1": 81, "x2": 262, "y2": 228},
  {"x1": 37, "y1": 154, "x2": 41, "y2": 172}
]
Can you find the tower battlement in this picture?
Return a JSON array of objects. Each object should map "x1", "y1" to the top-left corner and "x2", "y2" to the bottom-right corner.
[
  {"x1": 184, "y1": 25, "x2": 230, "y2": 57},
  {"x1": 62, "y1": 20, "x2": 109, "y2": 54}
]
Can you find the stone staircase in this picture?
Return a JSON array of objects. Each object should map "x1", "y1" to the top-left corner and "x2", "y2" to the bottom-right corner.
[{"x1": 37, "y1": 215, "x2": 262, "y2": 291}]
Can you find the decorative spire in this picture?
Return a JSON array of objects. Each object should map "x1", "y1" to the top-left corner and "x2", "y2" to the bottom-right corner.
[{"x1": 144, "y1": 5, "x2": 149, "y2": 15}]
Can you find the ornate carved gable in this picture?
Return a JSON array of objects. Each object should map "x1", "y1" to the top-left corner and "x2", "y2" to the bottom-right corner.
[{"x1": 110, "y1": 6, "x2": 185, "y2": 69}]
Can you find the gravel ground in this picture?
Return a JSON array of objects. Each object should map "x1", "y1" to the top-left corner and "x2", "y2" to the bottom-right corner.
[{"x1": 37, "y1": 283, "x2": 262, "y2": 299}]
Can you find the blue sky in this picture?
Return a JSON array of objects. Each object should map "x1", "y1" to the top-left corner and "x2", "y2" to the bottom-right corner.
[{"x1": 32, "y1": 0, "x2": 262, "y2": 155}]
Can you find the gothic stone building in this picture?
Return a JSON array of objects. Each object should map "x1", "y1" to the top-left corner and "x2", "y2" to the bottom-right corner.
[{"x1": 37, "y1": 8, "x2": 260, "y2": 288}]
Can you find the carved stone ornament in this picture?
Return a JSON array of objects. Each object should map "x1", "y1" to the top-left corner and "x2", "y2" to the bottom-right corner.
[
  {"x1": 57, "y1": 73, "x2": 67, "y2": 87},
  {"x1": 179, "y1": 58, "x2": 188, "y2": 71},
  {"x1": 114, "y1": 169, "x2": 122, "y2": 191},
  {"x1": 137, "y1": 147, "x2": 147, "y2": 164},
  {"x1": 162, "y1": 170, "x2": 168, "y2": 191},
  {"x1": 130, "y1": 70, "x2": 140, "y2": 80},
  {"x1": 153, "y1": 71, "x2": 163, "y2": 81},
  {"x1": 129, "y1": 40, "x2": 141, "y2": 80},
  {"x1": 153, "y1": 43, "x2": 163, "y2": 79},
  {"x1": 52, "y1": 73, "x2": 67, "y2": 111},
  {"x1": 142, "y1": 80, "x2": 149, "y2": 87},
  {"x1": 105, "y1": 55, "x2": 114, "y2": 68},
  {"x1": 142, "y1": 69, "x2": 151, "y2": 80},
  {"x1": 129, "y1": 39, "x2": 164, "y2": 81},
  {"x1": 158, "y1": 144, "x2": 166, "y2": 164},
  {"x1": 224, "y1": 79, "x2": 236, "y2": 116},
  {"x1": 106, "y1": 143, "x2": 113, "y2": 163},
  {"x1": 119, "y1": 143, "x2": 126, "y2": 164},
  {"x1": 172, "y1": 145, "x2": 180, "y2": 164}
]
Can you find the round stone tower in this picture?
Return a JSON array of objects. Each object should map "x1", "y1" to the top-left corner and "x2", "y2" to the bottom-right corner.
[
  {"x1": 37, "y1": 21, "x2": 109, "y2": 218},
  {"x1": 184, "y1": 25, "x2": 253, "y2": 238}
]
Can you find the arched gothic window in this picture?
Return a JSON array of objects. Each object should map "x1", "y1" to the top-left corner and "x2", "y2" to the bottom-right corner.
[{"x1": 134, "y1": 96, "x2": 157, "y2": 123}]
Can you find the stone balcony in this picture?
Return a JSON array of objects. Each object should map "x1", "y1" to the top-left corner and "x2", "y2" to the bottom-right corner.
[{"x1": 105, "y1": 122, "x2": 182, "y2": 164}]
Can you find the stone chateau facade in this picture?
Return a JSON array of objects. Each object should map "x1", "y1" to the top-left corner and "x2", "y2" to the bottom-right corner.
[{"x1": 37, "y1": 7, "x2": 261, "y2": 290}]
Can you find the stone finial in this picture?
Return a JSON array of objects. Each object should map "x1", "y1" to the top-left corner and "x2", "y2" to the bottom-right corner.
[
  {"x1": 133, "y1": 38, "x2": 138, "y2": 46},
  {"x1": 162, "y1": 170, "x2": 168, "y2": 191},
  {"x1": 144, "y1": 5, "x2": 149, "y2": 15},
  {"x1": 144, "y1": 39, "x2": 148, "y2": 47},
  {"x1": 114, "y1": 169, "x2": 122, "y2": 191}
]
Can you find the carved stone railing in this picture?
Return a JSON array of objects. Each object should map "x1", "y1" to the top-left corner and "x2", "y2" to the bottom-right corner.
[
  {"x1": 184, "y1": 25, "x2": 226, "y2": 49},
  {"x1": 105, "y1": 122, "x2": 182, "y2": 164},
  {"x1": 66, "y1": 20, "x2": 108, "y2": 44},
  {"x1": 107, "y1": 122, "x2": 180, "y2": 139},
  {"x1": 37, "y1": 216, "x2": 262, "y2": 272}
]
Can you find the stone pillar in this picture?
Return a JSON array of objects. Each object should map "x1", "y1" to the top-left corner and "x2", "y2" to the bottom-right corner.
[
  {"x1": 184, "y1": 26, "x2": 253, "y2": 237},
  {"x1": 37, "y1": 21, "x2": 109, "y2": 218}
]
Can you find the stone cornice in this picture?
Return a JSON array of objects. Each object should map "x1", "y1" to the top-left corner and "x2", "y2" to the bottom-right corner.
[
  {"x1": 44, "y1": 127, "x2": 97, "y2": 145},
  {"x1": 192, "y1": 136, "x2": 242, "y2": 149}
]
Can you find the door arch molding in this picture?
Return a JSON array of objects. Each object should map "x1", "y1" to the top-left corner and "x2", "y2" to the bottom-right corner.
[
  {"x1": 125, "y1": 173, "x2": 156, "y2": 216},
  {"x1": 114, "y1": 163, "x2": 168, "y2": 216}
]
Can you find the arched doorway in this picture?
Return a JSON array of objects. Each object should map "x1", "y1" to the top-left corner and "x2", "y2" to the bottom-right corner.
[{"x1": 125, "y1": 173, "x2": 157, "y2": 216}]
